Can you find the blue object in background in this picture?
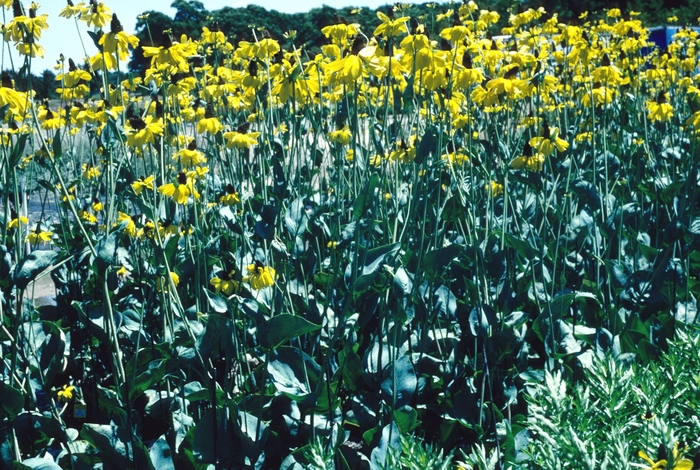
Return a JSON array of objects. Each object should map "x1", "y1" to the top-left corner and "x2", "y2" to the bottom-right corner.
[{"x1": 648, "y1": 26, "x2": 700, "y2": 49}]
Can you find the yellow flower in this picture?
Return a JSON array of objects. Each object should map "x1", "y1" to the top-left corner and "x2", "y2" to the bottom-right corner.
[
  {"x1": 173, "y1": 141, "x2": 206, "y2": 167},
  {"x1": 388, "y1": 139, "x2": 416, "y2": 163},
  {"x1": 321, "y1": 22, "x2": 359, "y2": 47},
  {"x1": 328, "y1": 126, "x2": 352, "y2": 146},
  {"x1": 57, "y1": 384, "x2": 75, "y2": 402},
  {"x1": 26, "y1": 228, "x2": 52, "y2": 244},
  {"x1": 210, "y1": 270, "x2": 238, "y2": 295},
  {"x1": 374, "y1": 10, "x2": 409, "y2": 38},
  {"x1": 98, "y1": 14, "x2": 139, "y2": 69},
  {"x1": 510, "y1": 144, "x2": 545, "y2": 171},
  {"x1": 126, "y1": 115, "x2": 163, "y2": 148},
  {"x1": 59, "y1": 1, "x2": 88, "y2": 19},
  {"x1": 647, "y1": 92, "x2": 673, "y2": 122},
  {"x1": 4, "y1": 7, "x2": 49, "y2": 43},
  {"x1": 488, "y1": 181, "x2": 504, "y2": 197},
  {"x1": 142, "y1": 32, "x2": 195, "y2": 73},
  {"x1": 0, "y1": 72, "x2": 27, "y2": 115},
  {"x1": 156, "y1": 271, "x2": 180, "y2": 292},
  {"x1": 131, "y1": 175, "x2": 155, "y2": 195},
  {"x1": 243, "y1": 262, "x2": 276, "y2": 290},
  {"x1": 219, "y1": 184, "x2": 240, "y2": 206},
  {"x1": 80, "y1": 1, "x2": 111, "y2": 29},
  {"x1": 79, "y1": 210, "x2": 97, "y2": 224},
  {"x1": 638, "y1": 446, "x2": 693, "y2": 470},
  {"x1": 197, "y1": 108, "x2": 223, "y2": 135},
  {"x1": 82, "y1": 163, "x2": 101, "y2": 180},
  {"x1": 158, "y1": 172, "x2": 199, "y2": 205},
  {"x1": 325, "y1": 53, "x2": 364, "y2": 86},
  {"x1": 38, "y1": 107, "x2": 65, "y2": 130},
  {"x1": 223, "y1": 129, "x2": 260, "y2": 149},
  {"x1": 7, "y1": 216, "x2": 28, "y2": 229},
  {"x1": 116, "y1": 212, "x2": 138, "y2": 238}
]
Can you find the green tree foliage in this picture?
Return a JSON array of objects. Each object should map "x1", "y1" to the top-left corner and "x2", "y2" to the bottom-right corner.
[{"x1": 10, "y1": 69, "x2": 58, "y2": 100}]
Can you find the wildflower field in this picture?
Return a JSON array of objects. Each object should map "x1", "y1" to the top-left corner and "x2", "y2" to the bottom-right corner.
[{"x1": 4, "y1": 0, "x2": 700, "y2": 468}]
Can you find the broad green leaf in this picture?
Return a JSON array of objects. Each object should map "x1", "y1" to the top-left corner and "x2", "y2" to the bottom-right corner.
[
  {"x1": 14, "y1": 457, "x2": 61, "y2": 470},
  {"x1": 381, "y1": 355, "x2": 417, "y2": 408},
  {"x1": 81, "y1": 423, "x2": 153, "y2": 470},
  {"x1": 197, "y1": 314, "x2": 232, "y2": 361},
  {"x1": 52, "y1": 129, "x2": 62, "y2": 159},
  {"x1": 149, "y1": 436, "x2": 175, "y2": 470},
  {"x1": 9, "y1": 133, "x2": 29, "y2": 168},
  {"x1": 415, "y1": 125, "x2": 437, "y2": 165},
  {"x1": 203, "y1": 288, "x2": 228, "y2": 313},
  {"x1": 192, "y1": 408, "x2": 235, "y2": 466},
  {"x1": 268, "y1": 346, "x2": 321, "y2": 397},
  {"x1": 469, "y1": 304, "x2": 497, "y2": 339},
  {"x1": 353, "y1": 172, "x2": 380, "y2": 221},
  {"x1": 370, "y1": 422, "x2": 400, "y2": 470},
  {"x1": 422, "y1": 244, "x2": 463, "y2": 279},
  {"x1": 285, "y1": 198, "x2": 308, "y2": 237},
  {"x1": 393, "y1": 406, "x2": 418, "y2": 434},
  {"x1": 96, "y1": 231, "x2": 119, "y2": 275},
  {"x1": 127, "y1": 359, "x2": 173, "y2": 405},
  {"x1": 260, "y1": 314, "x2": 321, "y2": 349},
  {"x1": 350, "y1": 242, "x2": 401, "y2": 296},
  {"x1": 13, "y1": 250, "x2": 58, "y2": 290},
  {"x1": 13, "y1": 412, "x2": 65, "y2": 451},
  {"x1": 0, "y1": 382, "x2": 23, "y2": 420}
]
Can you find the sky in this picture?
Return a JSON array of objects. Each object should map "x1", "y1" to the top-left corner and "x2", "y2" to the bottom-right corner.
[{"x1": 18, "y1": 0, "x2": 422, "y2": 73}]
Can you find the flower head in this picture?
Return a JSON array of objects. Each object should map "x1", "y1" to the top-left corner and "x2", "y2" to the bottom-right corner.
[
  {"x1": 243, "y1": 261, "x2": 276, "y2": 290},
  {"x1": 57, "y1": 384, "x2": 75, "y2": 402},
  {"x1": 210, "y1": 270, "x2": 238, "y2": 295}
]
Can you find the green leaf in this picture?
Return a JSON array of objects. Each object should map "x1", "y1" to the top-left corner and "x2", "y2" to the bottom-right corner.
[
  {"x1": 441, "y1": 195, "x2": 467, "y2": 224},
  {"x1": 192, "y1": 408, "x2": 235, "y2": 466},
  {"x1": 197, "y1": 314, "x2": 232, "y2": 361},
  {"x1": 13, "y1": 412, "x2": 65, "y2": 451},
  {"x1": 422, "y1": 244, "x2": 463, "y2": 278},
  {"x1": 149, "y1": 436, "x2": 174, "y2": 470},
  {"x1": 393, "y1": 406, "x2": 418, "y2": 434},
  {"x1": 370, "y1": 422, "x2": 400, "y2": 470},
  {"x1": 96, "y1": 231, "x2": 119, "y2": 275},
  {"x1": 260, "y1": 314, "x2": 321, "y2": 350},
  {"x1": 338, "y1": 347, "x2": 363, "y2": 392},
  {"x1": 52, "y1": 129, "x2": 62, "y2": 159},
  {"x1": 285, "y1": 198, "x2": 308, "y2": 237},
  {"x1": 72, "y1": 301, "x2": 110, "y2": 343},
  {"x1": 353, "y1": 172, "x2": 380, "y2": 221},
  {"x1": 12, "y1": 250, "x2": 58, "y2": 290},
  {"x1": 268, "y1": 346, "x2": 321, "y2": 397},
  {"x1": 351, "y1": 242, "x2": 401, "y2": 296},
  {"x1": 469, "y1": 304, "x2": 497, "y2": 339},
  {"x1": 0, "y1": 381, "x2": 24, "y2": 420},
  {"x1": 381, "y1": 355, "x2": 417, "y2": 408},
  {"x1": 503, "y1": 232, "x2": 536, "y2": 260},
  {"x1": 14, "y1": 457, "x2": 61, "y2": 470},
  {"x1": 127, "y1": 359, "x2": 173, "y2": 405},
  {"x1": 415, "y1": 125, "x2": 437, "y2": 165},
  {"x1": 203, "y1": 288, "x2": 228, "y2": 313},
  {"x1": 9, "y1": 133, "x2": 29, "y2": 168},
  {"x1": 81, "y1": 423, "x2": 154, "y2": 470},
  {"x1": 178, "y1": 427, "x2": 210, "y2": 470}
]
